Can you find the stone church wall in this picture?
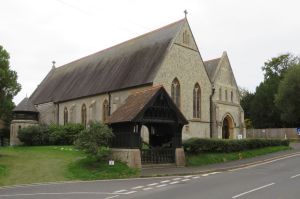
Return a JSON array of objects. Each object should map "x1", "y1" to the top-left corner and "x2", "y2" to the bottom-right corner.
[
  {"x1": 153, "y1": 22, "x2": 212, "y2": 139},
  {"x1": 36, "y1": 102, "x2": 57, "y2": 124}
]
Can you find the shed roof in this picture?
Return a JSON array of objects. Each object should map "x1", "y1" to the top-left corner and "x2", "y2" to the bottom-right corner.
[
  {"x1": 30, "y1": 19, "x2": 186, "y2": 104},
  {"x1": 107, "y1": 86, "x2": 188, "y2": 124},
  {"x1": 204, "y1": 57, "x2": 221, "y2": 82},
  {"x1": 13, "y1": 97, "x2": 39, "y2": 113}
]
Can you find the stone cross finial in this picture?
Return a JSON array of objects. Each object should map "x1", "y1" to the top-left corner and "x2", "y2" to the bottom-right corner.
[
  {"x1": 52, "y1": 61, "x2": 56, "y2": 69},
  {"x1": 184, "y1": 10, "x2": 188, "y2": 18}
]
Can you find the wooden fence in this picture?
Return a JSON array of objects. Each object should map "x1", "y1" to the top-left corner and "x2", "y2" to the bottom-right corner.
[{"x1": 246, "y1": 128, "x2": 299, "y2": 140}]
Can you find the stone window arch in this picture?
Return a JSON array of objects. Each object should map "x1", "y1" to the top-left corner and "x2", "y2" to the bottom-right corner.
[
  {"x1": 231, "y1": 91, "x2": 234, "y2": 102},
  {"x1": 193, "y1": 83, "x2": 201, "y2": 118},
  {"x1": 219, "y1": 87, "x2": 222, "y2": 100},
  {"x1": 64, "y1": 107, "x2": 68, "y2": 125},
  {"x1": 225, "y1": 89, "x2": 228, "y2": 101},
  {"x1": 102, "y1": 99, "x2": 109, "y2": 122},
  {"x1": 81, "y1": 104, "x2": 87, "y2": 128},
  {"x1": 171, "y1": 78, "x2": 181, "y2": 108}
]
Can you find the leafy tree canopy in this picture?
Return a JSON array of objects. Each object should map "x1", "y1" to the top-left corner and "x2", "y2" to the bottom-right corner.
[
  {"x1": 275, "y1": 64, "x2": 300, "y2": 126},
  {"x1": 0, "y1": 45, "x2": 21, "y2": 139}
]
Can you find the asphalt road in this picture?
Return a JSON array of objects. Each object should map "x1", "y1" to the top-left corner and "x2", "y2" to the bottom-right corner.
[{"x1": 1, "y1": 153, "x2": 300, "y2": 199}]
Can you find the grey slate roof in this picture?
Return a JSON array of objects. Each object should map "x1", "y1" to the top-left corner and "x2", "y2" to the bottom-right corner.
[
  {"x1": 204, "y1": 57, "x2": 221, "y2": 82},
  {"x1": 30, "y1": 19, "x2": 186, "y2": 104},
  {"x1": 13, "y1": 97, "x2": 39, "y2": 113}
]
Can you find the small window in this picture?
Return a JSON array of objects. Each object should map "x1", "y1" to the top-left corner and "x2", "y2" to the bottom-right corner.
[
  {"x1": 64, "y1": 107, "x2": 68, "y2": 125},
  {"x1": 231, "y1": 91, "x2": 233, "y2": 102},
  {"x1": 102, "y1": 99, "x2": 109, "y2": 122},
  {"x1": 183, "y1": 30, "x2": 190, "y2": 45},
  {"x1": 225, "y1": 90, "x2": 228, "y2": 101},
  {"x1": 171, "y1": 78, "x2": 181, "y2": 108},
  {"x1": 193, "y1": 83, "x2": 201, "y2": 118},
  {"x1": 81, "y1": 104, "x2": 87, "y2": 128},
  {"x1": 219, "y1": 88, "x2": 222, "y2": 100}
]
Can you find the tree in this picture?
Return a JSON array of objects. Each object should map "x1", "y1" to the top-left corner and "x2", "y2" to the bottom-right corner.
[
  {"x1": 75, "y1": 122, "x2": 114, "y2": 161},
  {"x1": 239, "y1": 87, "x2": 254, "y2": 119},
  {"x1": 0, "y1": 45, "x2": 21, "y2": 145},
  {"x1": 249, "y1": 53, "x2": 299, "y2": 128},
  {"x1": 275, "y1": 64, "x2": 300, "y2": 127}
]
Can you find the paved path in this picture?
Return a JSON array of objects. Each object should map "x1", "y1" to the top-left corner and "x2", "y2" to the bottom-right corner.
[
  {"x1": 0, "y1": 147, "x2": 300, "y2": 199},
  {"x1": 141, "y1": 142, "x2": 300, "y2": 177}
]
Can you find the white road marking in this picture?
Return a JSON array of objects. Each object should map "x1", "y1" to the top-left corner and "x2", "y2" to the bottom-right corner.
[
  {"x1": 290, "y1": 173, "x2": 300, "y2": 179},
  {"x1": 232, "y1": 183, "x2": 275, "y2": 198},
  {"x1": 181, "y1": 179, "x2": 190, "y2": 182},
  {"x1": 156, "y1": 184, "x2": 167, "y2": 188},
  {"x1": 192, "y1": 176, "x2": 200, "y2": 179},
  {"x1": 147, "y1": 183, "x2": 159, "y2": 186},
  {"x1": 105, "y1": 195, "x2": 119, "y2": 199},
  {"x1": 184, "y1": 175, "x2": 193, "y2": 178},
  {"x1": 230, "y1": 153, "x2": 300, "y2": 172},
  {"x1": 132, "y1": 185, "x2": 144, "y2": 189},
  {"x1": 114, "y1": 189, "x2": 127, "y2": 193},
  {"x1": 160, "y1": 180, "x2": 170, "y2": 183},
  {"x1": 124, "y1": 191, "x2": 137, "y2": 194},
  {"x1": 169, "y1": 181, "x2": 179, "y2": 184},
  {"x1": 202, "y1": 172, "x2": 221, "y2": 177},
  {"x1": 0, "y1": 192, "x2": 126, "y2": 197},
  {"x1": 172, "y1": 178, "x2": 182, "y2": 181},
  {"x1": 143, "y1": 187, "x2": 153, "y2": 191}
]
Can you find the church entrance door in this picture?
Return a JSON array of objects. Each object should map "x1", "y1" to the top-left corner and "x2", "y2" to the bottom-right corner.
[{"x1": 222, "y1": 115, "x2": 234, "y2": 139}]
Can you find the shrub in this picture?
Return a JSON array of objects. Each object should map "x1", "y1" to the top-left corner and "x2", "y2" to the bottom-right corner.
[
  {"x1": 183, "y1": 138, "x2": 290, "y2": 154},
  {"x1": 48, "y1": 123, "x2": 84, "y2": 145},
  {"x1": 18, "y1": 125, "x2": 50, "y2": 146},
  {"x1": 75, "y1": 122, "x2": 114, "y2": 161}
]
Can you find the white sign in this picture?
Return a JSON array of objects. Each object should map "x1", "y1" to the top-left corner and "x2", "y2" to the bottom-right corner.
[
  {"x1": 237, "y1": 134, "x2": 243, "y2": 140},
  {"x1": 108, "y1": 160, "x2": 115, "y2": 166}
]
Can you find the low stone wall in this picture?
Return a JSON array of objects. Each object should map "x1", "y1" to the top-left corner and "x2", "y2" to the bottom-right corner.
[
  {"x1": 111, "y1": 148, "x2": 142, "y2": 169},
  {"x1": 246, "y1": 128, "x2": 299, "y2": 140}
]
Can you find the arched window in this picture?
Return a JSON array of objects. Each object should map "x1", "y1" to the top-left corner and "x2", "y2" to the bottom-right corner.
[
  {"x1": 81, "y1": 104, "x2": 87, "y2": 128},
  {"x1": 64, "y1": 107, "x2": 68, "y2": 125},
  {"x1": 231, "y1": 91, "x2": 234, "y2": 102},
  {"x1": 102, "y1": 99, "x2": 109, "y2": 122},
  {"x1": 225, "y1": 90, "x2": 228, "y2": 101},
  {"x1": 219, "y1": 87, "x2": 222, "y2": 100},
  {"x1": 193, "y1": 83, "x2": 201, "y2": 118},
  {"x1": 171, "y1": 78, "x2": 181, "y2": 108}
]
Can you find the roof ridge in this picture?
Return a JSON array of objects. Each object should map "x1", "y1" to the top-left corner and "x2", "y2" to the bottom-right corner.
[
  {"x1": 55, "y1": 18, "x2": 185, "y2": 70},
  {"x1": 133, "y1": 85, "x2": 163, "y2": 95}
]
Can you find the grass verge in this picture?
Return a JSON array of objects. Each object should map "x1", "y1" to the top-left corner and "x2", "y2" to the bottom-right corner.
[
  {"x1": 186, "y1": 145, "x2": 291, "y2": 167},
  {"x1": 0, "y1": 146, "x2": 139, "y2": 186}
]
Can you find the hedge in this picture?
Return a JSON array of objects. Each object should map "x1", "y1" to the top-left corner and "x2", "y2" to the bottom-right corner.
[
  {"x1": 183, "y1": 138, "x2": 290, "y2": 154},
  {"x1": 18, "y1": 123, "x2": 84, "y2": 146}
]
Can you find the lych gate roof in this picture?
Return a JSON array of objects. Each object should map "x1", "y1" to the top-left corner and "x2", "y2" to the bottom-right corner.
[
  {"x1": 13, "y1": 97, "x2": 39, "y2": 113},
  {"x1": 30, "y1": 19, "x2": 186, "y2": 105},
  {"x1": 204, "y1": 57, "x2": 221, "y2": 82},
  {"x1": 107, "y1": 86, "x2": 188, "y2": 124}
]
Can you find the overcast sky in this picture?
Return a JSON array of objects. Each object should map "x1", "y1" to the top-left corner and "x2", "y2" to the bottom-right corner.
[{"x1": 1, "y1": 0, "x2": 300, "y2": 104}]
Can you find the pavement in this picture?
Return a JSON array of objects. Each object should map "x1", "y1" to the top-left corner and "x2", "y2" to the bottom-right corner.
[
  {"x1": 1, "y1": 144, "x2": 300, "y2": 199},
  {"x1": 140, "y1": 142, "x2": 300, "y2": 177}
]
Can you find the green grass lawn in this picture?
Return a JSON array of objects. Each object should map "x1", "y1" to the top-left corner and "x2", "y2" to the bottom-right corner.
[
  {"x1": 186, "y1": 145, "x2": 291, "y2": 166},
  {"x1": 0, "y1": 146, "x2": 139, "y2": 186}
]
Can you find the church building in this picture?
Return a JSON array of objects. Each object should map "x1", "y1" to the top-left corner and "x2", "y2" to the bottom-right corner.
[{"x1": 11, "y1": 17, "x2": 245, "y2": 164}]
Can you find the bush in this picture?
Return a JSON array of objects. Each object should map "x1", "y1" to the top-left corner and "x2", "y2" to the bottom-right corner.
[
  {"x1": 18, "y1": 125, "x2": 50, "y2": 146},
  {"x1": 17, "y1": 123, "x2": 84, "y2": 146},
  {"x1": 75, "y1": 122, "x2": 114, "y2": 161},
  {"x1": 48, "y1": 123, "x2": 84, "y2": 145},
  {"x1": 183, "y1": 138, "x2": 290, "y2": 154}
]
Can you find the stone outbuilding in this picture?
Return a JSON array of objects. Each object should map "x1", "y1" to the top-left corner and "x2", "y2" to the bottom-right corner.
[{"x1": 10, "y1": 97, "x2": 39, "y2": 145}]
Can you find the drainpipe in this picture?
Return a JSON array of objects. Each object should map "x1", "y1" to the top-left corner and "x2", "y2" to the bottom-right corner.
[
  {"x1": 209, "y1": 86, "x2": 215, "y2": 138},
  {"x1": 108, "y1": 92, "x2": 111, "y2": 116}
]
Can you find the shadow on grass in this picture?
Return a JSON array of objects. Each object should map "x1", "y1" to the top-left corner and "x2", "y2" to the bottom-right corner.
[{"x1": 67, "y1": 157, "x2": 140, "y2": 180}]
